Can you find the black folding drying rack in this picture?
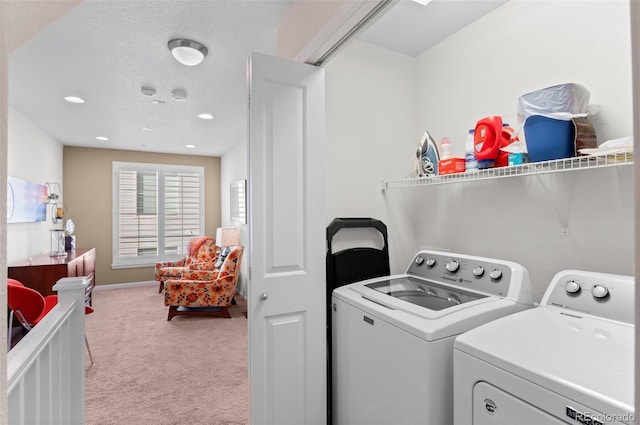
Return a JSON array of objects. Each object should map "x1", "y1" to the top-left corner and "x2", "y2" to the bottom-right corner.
[{"x1": 326, "y1": 217, "x2": 390, "y2": 425}]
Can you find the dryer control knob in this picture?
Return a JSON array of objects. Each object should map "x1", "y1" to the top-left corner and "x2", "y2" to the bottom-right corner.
[
  {"x1": 425, "y1": 258, "x2": 436, "y2": 268},
  {"x1": 489, "y1": 269, "x2": 503, "y2": 281},
  {"x1": 446, "y1": 260, "x2": 459, "y2": 273},
  {"x1": 473, "y1": 266, "x2": 484, "y2": 277},
  {"x1": 415, "y1": 256, "x2": 425, "y2": 265},
  {"x1": 592, "y1": 285, "x2": 609, "y2": 299},
  {"x1": 565, "y1": 280, "x2": 581, "y2": 294}
]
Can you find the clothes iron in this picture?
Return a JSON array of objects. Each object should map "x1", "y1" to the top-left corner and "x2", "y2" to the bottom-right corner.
[{"x1": 416, "y1": 131, "x2": 440, "y2": 176}]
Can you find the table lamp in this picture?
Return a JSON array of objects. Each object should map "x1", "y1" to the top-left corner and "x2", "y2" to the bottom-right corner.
[{"x1": 216, "y1": 227, "x2": 240, "y2": 267}]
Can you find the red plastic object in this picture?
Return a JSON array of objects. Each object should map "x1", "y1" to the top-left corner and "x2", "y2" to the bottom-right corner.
[
  {"x1": 438, "y1": 158, "x2": 466, "y2": 175},
  {"x1": 474, "y1": 116, "x2": 503, "y2": 162}
]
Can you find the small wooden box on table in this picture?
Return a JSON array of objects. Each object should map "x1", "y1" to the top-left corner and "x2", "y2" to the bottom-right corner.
[{"x1": 8, "y1": 248, "x2": 96, "y2": 305}]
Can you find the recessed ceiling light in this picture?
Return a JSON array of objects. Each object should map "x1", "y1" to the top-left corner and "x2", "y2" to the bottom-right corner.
[
  {"x1": 185, "y1": 144, "x2": 196, "y2": 149},
  {"x1": 142, "y1": 127, "x2": 153, "y2": 131},
  {"x1": 168, "y1": 39, "x2": 208, "y2": 66},
  {"x1": 96, "y1": 136, "x2": 109, "y2": 141},
  {"x1": 64, "y1": 95, "x2": 85, "y2": 104},
  {"x1": 197, "y1": 113, "x2": 213, "y2": 120},
  {"x1": 411, "y1": 0, "x2": 433, "y2": 5}
]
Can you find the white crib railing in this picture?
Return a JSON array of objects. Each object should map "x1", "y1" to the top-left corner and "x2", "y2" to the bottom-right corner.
[{"x1": 7, "y1": 277, "x2": 87, "y2": 425}]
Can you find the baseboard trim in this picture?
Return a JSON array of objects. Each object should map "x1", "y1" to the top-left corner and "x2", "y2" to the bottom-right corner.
[{"x1": 93, "y1": 281, "x2": 156, "y2": 291}]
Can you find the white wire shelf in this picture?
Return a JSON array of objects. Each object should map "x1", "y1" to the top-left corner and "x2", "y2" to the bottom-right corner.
[{"x1": 382, "y1": 151, "x2": 633, "y2": 191}]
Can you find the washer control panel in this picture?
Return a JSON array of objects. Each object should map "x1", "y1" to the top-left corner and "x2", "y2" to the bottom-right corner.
[
  {"x1": 541, "y1": 270, "x2": 634, "y2": 324},
  {"x1": 406, "y1": 250, "x2": 523, "y2": 299}
]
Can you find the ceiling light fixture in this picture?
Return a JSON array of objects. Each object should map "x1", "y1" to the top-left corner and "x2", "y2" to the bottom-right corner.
[
  {"x1": 185, "y1": 144, "x2": 196, "y2": 149},
  {"x1": 96, "y1": 136, "x2": 109, "y2": 141},
  {"x1": 168, "y1": 39, "x2": 208, "y2": 66},
  {"x1": 64, "y1": 95, "x2": 85, "y2": 104},
  {"x1": 410, "y1": 0, "x2": 433, "y2": 5},
  {"x1": 142, "y1": 127, "x2": 153, "y2": 132},
  {"x1": 197, "y1": 113, "x2": 213, "y2": 120}
]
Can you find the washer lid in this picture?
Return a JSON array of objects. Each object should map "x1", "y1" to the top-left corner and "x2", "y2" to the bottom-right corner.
[
  {"x1": 333, "y1": 275, "x2": 529, "y2": 341},
  {"x1": 454, "y1": 306, "x2": 634, "y2": 415}
]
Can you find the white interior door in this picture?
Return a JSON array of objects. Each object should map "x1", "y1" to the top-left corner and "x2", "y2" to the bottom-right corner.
[{"x1": 248, "y1": 52, "x2": 326, "y2": 425}]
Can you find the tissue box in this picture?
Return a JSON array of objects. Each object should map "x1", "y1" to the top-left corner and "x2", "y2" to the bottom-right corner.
[{"x1": 438, "y1": 158, "x2": 466, "y2": 175}]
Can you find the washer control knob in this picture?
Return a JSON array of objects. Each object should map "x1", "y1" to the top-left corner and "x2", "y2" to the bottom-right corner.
[
  {"x1": 425, "y1": 258, "x2": 436, "y2": 268},
  {"x1": 415, "y1": 256, "x2": 425, "y2": 265},
  {"x1": 473, "y1": 266, "x2": 485, "y2": 277},
  {"x1": 592, "y1": 285, "x2": 609, "y2": 299},
  {"x1": 565, "y1": 280, "x2": 581, "y2": 294},
  {"x1": 446, "y1": 260, "x2": 460, "y2": 273},
  {"x1": 489, "y1": 269, "x2": 503, "y2": 281}
]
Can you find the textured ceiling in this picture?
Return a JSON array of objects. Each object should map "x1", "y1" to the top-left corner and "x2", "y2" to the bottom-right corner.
[
  {"x1": 9, "y1": 0, "x2": 292, "y2": 157},
  {"x1": 9, "y1": 0, "x2": 506, "y2": 158}
]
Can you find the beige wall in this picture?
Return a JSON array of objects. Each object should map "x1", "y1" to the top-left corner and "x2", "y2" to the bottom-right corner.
[
  {"x1": 277, "y1": 0, "x2": 347, "y2": 60},
  {"x1": 63, "y1": 147, "x2": 221, "y2": 286},
  {"x1": 277, "y1": 0, "x2": 382, "y2": 63}
]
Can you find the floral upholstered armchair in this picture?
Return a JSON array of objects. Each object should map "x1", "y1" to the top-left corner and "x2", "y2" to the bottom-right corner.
[
  {"x1": 154, "y1": 236, "x2": 219, "y2": 293},
  {"x1": 164, "y1": 245, "x2": 244, "y2": 320}
]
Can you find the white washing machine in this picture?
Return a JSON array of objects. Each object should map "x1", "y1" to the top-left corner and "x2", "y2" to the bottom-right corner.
[
  {"x1": 454, "y1": 270, "x2": 635, "y2": 425},
  {"x1": 331, "y1": 249, "x2": 534, "y2": 425}
]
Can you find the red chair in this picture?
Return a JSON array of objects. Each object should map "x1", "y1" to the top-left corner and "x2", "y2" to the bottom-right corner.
[{"x1": 7, "y1": 279, "x2": 94, "y2": 364}]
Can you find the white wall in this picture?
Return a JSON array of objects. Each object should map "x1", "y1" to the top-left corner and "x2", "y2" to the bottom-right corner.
[
  {"x1": 417, "y1": 0, "x2": 632, "y2": 156},
  {"x1": 0, "y1": 2, "x2": 8, "y2": 419},
  {"x1": 324, "y1": 1, "x2": 634, "y2": 301},
  {"x1": 3, "y1": 4, "x2": 79, "y2": 419},
  {"x1": 7, "y1": 107, "x2": 63, "y2": 264},
  {"x1": 220, "y1": 140, "x2": 248, "y2": 295},
  {"x1": 324, "y1": 40, "x2": 418, "y2": 270}
]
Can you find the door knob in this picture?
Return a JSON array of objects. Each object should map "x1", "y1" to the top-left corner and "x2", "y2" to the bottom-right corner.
[{"x1": 260, "y1": 293, "x2": 268, "y2": 301}]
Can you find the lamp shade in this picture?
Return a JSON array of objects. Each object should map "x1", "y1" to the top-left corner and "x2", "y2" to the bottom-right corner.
[{"x1": 216, "y1": 227, "x2": 240, "y2": 247}]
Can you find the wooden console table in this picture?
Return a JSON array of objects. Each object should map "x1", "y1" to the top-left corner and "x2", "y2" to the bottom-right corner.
[{"x1": 8, "y1": 248, "x2": 96, "y2": 304}]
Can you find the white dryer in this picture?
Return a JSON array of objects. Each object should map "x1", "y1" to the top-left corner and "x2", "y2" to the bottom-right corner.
[
  {"x1": 331, "y1": 249, "x2": 534, "y2": 425},
  {"x1": 454, "y1": 270, "x2": 634, "y2": 425}
]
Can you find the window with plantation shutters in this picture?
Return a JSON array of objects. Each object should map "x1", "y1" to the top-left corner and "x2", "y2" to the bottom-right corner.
[{"x1": 112, "y1": 162, "x2": 204, "y2": 267}]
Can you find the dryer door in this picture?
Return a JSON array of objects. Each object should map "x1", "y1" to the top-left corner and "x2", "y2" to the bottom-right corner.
[{"x1": 473, "y1": 382, "x2": 565, "y2": 424}]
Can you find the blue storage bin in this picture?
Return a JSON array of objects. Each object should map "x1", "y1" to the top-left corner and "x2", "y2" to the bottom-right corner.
[{"x1": 524, "y1": 115, "x2": 575, "y2": 162}]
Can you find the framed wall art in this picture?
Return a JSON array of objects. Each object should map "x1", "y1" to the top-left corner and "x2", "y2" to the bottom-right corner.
[
  {"x1": 7, "y1": 176, "x2": 48, "y2": 223},
  {"x1": 230, "y1": 179, "x2": 246, "y2": 224}
]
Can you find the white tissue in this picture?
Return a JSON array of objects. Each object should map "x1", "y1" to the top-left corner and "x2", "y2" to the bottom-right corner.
[{"x1": 578, "y1": 135, "x2": 633, "y2": 156}]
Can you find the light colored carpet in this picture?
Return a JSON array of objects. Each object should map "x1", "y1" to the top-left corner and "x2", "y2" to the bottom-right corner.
[{"x1": 85, "y1": 284, "x2": 249, "y2": 425}]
